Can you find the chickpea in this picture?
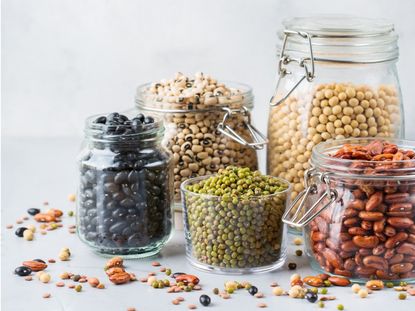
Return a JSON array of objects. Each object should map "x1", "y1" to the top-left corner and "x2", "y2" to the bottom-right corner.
[
  {"x1": 40, "y1": 273, "x2": 51, "y2": 283},
  {"x1": 358, "y1": 289, "x2": 368, "y2": 298},
  {"x1": 351, "y1": 284, "x2": 361, "y2": 293}
]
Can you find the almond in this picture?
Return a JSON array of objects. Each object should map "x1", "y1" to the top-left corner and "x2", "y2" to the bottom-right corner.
[
  {"x1": 88, "y1": 277, "x2": 100, "y2": 287},
  {"x1": 34, "y1": 213, "x2": 55, "y2": 222},
  {"x1": 47, "y1": 209, "x2": 63, "y2": 218},
  {"x1": 303, "y1": 276, "x2": 324, "y2": 287},
  {"x1": 109, "y1": 271, "x2": 131, "y2": 285},
  {"x1": 105, "y1": 256, "x2": 123, "y2": 270},
  {"x1": 22, "y1": 260, "x2": 47, "y2": 272},
  {"x1": 328, "y1": 276, "x2": 351, "y2": 287},
  {"x1": 365, "y1": 280, "x2": 384, "y2": 290},
  {"x1": 105, "y1": 267, "x2": 125, "y2": 276}
]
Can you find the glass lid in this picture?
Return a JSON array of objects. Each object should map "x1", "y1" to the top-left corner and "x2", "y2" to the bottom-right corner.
[{"x1": 278, "y1": 15, "x2": 399, "y2": 63}]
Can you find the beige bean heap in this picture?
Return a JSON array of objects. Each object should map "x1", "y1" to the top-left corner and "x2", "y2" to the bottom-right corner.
[
  {"x1": 267, "y1": 83, "x2": 400, "y2": 200},
  {"x1": 141, "y1": 73, "x2": 258, "y2": 202}
]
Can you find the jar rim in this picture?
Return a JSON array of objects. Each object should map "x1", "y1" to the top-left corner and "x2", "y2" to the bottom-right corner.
[
  {"x1": 311, "y1": 138, "x2": 415, "y2": 180},
  {"x1": 279, "y1": 15, "x2": 399, "y2": 64},
  {"x1": 180, "y1": 174, "x2": 292, "y2": 199},
  {"x1": 135, "y1": 81, "x2": 254, "y2": 113},
  {"x1": 84, "y1": 112, "x2": 164, "y2": 142}
]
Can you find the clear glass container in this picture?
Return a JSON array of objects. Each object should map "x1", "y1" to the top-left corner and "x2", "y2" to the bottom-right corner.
[
  {"x1": 135, "y1": 81, "x2": 266, "y2": 207},
  {"x1": 77, "y1": 112, "x2": 174, "y2": 258},
  {"x1": 283, "y1": 138, "x2": 415, "y2": 283},
  {"x1": 267, "y1": 16, "x2": 404, "y2": 230},
  {"x1": 181, "y1": 175, "x2": 291, "y2": 274}
]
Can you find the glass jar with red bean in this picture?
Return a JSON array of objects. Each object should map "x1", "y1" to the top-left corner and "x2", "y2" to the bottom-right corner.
[{"x1": 283, "y1": 138, "x2": 415, "y2": 283}]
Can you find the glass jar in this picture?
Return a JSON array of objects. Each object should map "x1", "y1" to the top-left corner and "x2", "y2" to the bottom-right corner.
[
  {"x1": 181, "y1": 170, "x2": 291, "y2": 274},
  {"x1": 77, "y1": 112, "x2": 173, "y2": 258},
  {"x1": 267, "y1": 16, "x2": 404, "y2": 219},
  {"x1": 135, "y1": 77, "x2": 266, "y2": 207},
  {"x1": 283, "y1": 138, "x2": 415, "y2": 283}
]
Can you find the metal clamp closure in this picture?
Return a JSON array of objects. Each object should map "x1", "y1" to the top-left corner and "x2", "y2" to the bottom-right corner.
[
  {"x1": 282, "y1": 169, "x2": 338, "y2": 228},
  {"x1": 270, "y1": 30, "x2": 316, "y2": 107},
  {"x1": 217, "y1": 106, "x2": 268, "y2": 150}
]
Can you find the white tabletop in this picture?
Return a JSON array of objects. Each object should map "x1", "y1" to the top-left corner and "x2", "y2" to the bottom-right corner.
[{"x1": 1, "y1": 137, "x2": 413, "y2": 311}]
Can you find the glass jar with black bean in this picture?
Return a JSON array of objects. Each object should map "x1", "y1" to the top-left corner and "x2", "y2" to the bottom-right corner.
[{"x1": 77, "y1": 112, "x2": 174, "y2": 258}]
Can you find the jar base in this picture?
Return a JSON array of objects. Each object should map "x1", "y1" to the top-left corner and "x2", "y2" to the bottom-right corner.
[
  {"x1": 78, "y1": 232, "x2": 173, "y2": 259},
  {"x1": 92, "y1": 245, "x2": 164, "y2": 259},
  {"x1": 185, "y1": 252, "x2": 286, "y2": 275},
  {"x1": 309, "y1": 258, "x2": 415, "y2": 284}
]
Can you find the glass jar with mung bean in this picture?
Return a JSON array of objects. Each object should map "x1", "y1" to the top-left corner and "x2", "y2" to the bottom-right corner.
[
  {"x1": 267, "y1": 16, "x2": 404, "y2": 232},
  {"x1": 181, "y1": 166, "x2": 291, "y2": 274}
]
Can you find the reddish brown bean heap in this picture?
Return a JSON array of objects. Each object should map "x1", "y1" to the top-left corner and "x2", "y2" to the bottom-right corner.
[{"x1": 309, "y1": 140, "x2": 415, "y2": 280}]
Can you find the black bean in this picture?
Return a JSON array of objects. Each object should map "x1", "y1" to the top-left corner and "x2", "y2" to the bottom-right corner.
[
  {"x1": 199, "y1": 295, "x2": 211, "y2": 306},
  {"x1": 143, "y1": 116, "x2": 154, "y2": 124},
  {"x1": 114, "y1": 171, "x2": 128, "y2": 184},
  {"x1": 107, "y1": 112, "x2": 120, "y2": 121},
  {"x1": 15, "y1": 266, "x2": 32, "y2": 276},
  {"x1": 109, "y1": 221, "x2": 128, "y2": 234},
  {"x1": 248, "y1": 286, "x2": 258, "y2": 295},
  {"x1": 27, "y1": 208, "x2": 40, "y2": 216},
  {"x1": 119, "y1": 198, "x2": 134, "y2": 208},
  {"x1": 305, "y1": 292, "x2": 318, "y2": 303},
  {"x1": 136, "y1": 113, "x2": 145, "y2": 122},
  {"x1": 15, "y1": 227, "x2": 27, "y2": 237},
  {"x1": 104, "y1": 183, "x2": 119, "y2": 193},
  {"x1": 94, "y1": 116, "x2": 107, "y2": 124},
  {"x1": 128, "y1": 170, "x2": 139, "y2": 183}
]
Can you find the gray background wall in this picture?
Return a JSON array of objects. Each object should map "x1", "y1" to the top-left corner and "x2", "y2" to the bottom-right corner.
[{"x1": 2, "y1": 0, "x2": 414, "y2": 169}]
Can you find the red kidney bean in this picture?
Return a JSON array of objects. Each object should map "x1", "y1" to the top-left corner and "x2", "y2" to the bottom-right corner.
[{"x1": 307, "y1": 141, "x2": 415, "y2": 281}]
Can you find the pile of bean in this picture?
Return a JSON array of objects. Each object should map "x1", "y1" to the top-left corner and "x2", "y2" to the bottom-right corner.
[
  {"x1": 139, "y1": 72, "x2": 258, "y2": 202},
  {"x1": 77, "y1": 112, "x2": 173, "y2": 255},
  {"x1": 267, "y1": 83, "x2": 401, "y2": 201},
  {"x1": 182, "y1": 166, "x2": 289, "y2": 270},
  {"x1": 307, "y1": 140, "x2": 415, "y2": 280}
]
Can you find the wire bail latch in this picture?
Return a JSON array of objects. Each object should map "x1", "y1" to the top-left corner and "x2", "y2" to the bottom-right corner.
[
  {"x1": 217, "y1": 106, "x2": 268, "y2": 150},
  {"x1": 270, "y1": 30, "x2": 316, "y2": 107},
  {"x1": 282, "y1": 169, "x2": 337, "y2": 228}
]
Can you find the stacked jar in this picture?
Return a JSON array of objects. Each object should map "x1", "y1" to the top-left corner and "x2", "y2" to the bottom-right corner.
[
  {"x1": 267, "y1": 17, "x2": 404, "y2": 208},
  {"x1": 135, "y1": 72, "x2": 267, "y2": 209},
  {"x1": 77, "y1": 112, "x2": 173, "y2": 257}
]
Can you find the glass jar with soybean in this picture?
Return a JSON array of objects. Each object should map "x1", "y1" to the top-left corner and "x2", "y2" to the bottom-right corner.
[
  {"x1": 77, "y1": 111, "x2": 174, "y2": 258},
  {"x1": 267, "y1": 16, "x2": 404, "y2": 231},
  {"x1": 135, "y1": 73, "x2": 267, "y2": 209}
]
